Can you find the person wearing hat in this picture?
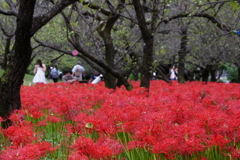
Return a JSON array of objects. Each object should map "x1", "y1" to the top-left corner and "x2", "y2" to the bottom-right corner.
[{"x1": 72, "y1": 61, "x2": 85, "y2": 81}]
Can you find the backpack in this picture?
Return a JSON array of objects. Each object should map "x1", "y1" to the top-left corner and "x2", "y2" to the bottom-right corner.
[
  {"x1": 74, "y1": 67, "x2": 81, "y2": 77},
  {"x1": 51, "y1": 69, "x2": 59, "y2": 79}
]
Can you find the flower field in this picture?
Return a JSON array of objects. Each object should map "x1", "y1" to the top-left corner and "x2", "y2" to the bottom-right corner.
[{"x1": 0, "y1": 81, "x2": 240, "y2": 160}]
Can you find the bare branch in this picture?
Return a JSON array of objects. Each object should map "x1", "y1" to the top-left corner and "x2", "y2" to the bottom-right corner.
[
  {"x1": 0, "y1": 0, "x2": 18, "y2": 16},
  {"x1": 0, "y1": 22, "x2": 14, "y2": 37},
  {"x1": 160, "y1": 12, "x2": 232, "y2": 32},
  {"x1": 114, "y1": 37, "x2": 142, "y2": 65},
  {"x1": 34, "y1": 37, "x2": 71, "y2": 55},
  {"x1": 6, "y1": 0, "x2": 18, "y2": 13},
  {"x1": 0, "y1": 9, "x2": 17, "y2": 16},
  {"x1": 87, "y1": 3, "x2": 112, "y2": 16},
  {"x1": 30, "y1": 0, "x2": 78, "y2": 36}
]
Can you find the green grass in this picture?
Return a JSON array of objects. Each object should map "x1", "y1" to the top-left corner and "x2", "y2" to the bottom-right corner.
[{"x1": 23, "y1": 73, "x2": 35, "y2": 85}]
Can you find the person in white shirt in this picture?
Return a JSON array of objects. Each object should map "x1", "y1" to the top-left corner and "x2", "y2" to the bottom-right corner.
[
  {"x1": 170, "y1": 66, "x2": 176, "y2": 80},
  {"x1": 72, "y1": 61, "x2": 85, "y2": 81}
]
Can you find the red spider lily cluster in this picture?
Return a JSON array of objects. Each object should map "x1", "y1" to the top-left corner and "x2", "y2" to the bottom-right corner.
[{"x1": 0, "y1": 81, "x2": 240, "y2": 159}]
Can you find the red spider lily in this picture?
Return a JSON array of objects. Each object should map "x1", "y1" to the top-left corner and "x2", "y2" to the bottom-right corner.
[
  {"x1": 46, "y1": 115, "x2": 62, "y2": 123},
  {"x1": 142, "y1": 135, "x2": 157, "y2": 145},
  {"x1": 71, "y1": 136, "x2": 94, "y2": 154},
  {"x1": 34, "y1": 120, "x2": 47, "y2": 127},
  {"x1": 231, "y1": 148, "x2": 240, "y2": 158},
  {"x1": 0, "y1": 141, "x2": 56, "y2": 160},
  {"x1": 15, "y1": 81, "x2": 240, "y2": 159},
  {"x1": 96, "y1": 135, "x2": 123, "y2": 155},
  {"x1": 64, "y1": 123, "x2": 83, "y2": 136},
  {"x1": 81, "y1": 113, "x2": 120, "y2": 135},
  {"x1": 70, "y1": 136, "x2": 123, "y2": 159},
  {"x1": 70, "y1": 136, "x2": 103, "y2": 159},
  {"x1": 122, "y1": 121, "x2": 143, "y2": 134},
  {"x1": 207, "y1": 135, "x2": 230, "y2": 148},
  {"x1": 127, "y1": 140, "x2": 145, "y2": 150},
  {"x1": 68, "y1": 152, "x2": 89, "y2": 160},
  {"x1": 8, "y1": 111, "x2": 26, "y2": 126},
  {"x1": 151, "y1": 137, "x2": 179, "y2": 155},
  {"x1": 64, "y1": 123, "x2": 74, "y2": 136},
  {"x1": 3, "y1": 125, "x2": 36, "y2": 146},
  {"x1": 29, "y1": 111, "x2": 43, "y2": 119}
]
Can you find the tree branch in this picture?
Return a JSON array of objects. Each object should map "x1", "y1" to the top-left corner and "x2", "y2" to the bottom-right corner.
[
  {"x1": 30, "y1": 0, "x2": 78, "y2": 36},
  {"x1": 160, "y1": 12, "x2": 232, "y2": 32},
  {"x1": 87, "y1": 3, "x2": 112, "y2": 16},
  {"x1": 0, "y1": 0, "x2": 18, "y2": 16},
  {"x1": 0, "y1": 9, "x2": 17, "y2": 16}
]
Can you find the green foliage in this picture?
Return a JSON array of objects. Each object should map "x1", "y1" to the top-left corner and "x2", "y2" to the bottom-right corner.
[
  {"x1": 225, "y1": 66, "x2": 239, "y2": 83},
  {"x1": 219, "y1": 63, "x2": 239, "y2": 83},
  {"x1": 23, "y1": 74, "x2": 35, "y2": 85},
  {"x1": 152, "y1": 60, "x2": 159, "y2": 72},
  {"x1": 0, "y1": 68, "x2": 3, "y2": 76},
  {"x1": 230, "y1": 1, "x2": 239, "y2": 10},
  {"x1": 112, "y1": 24, "x2": 131, "y2": 47}
]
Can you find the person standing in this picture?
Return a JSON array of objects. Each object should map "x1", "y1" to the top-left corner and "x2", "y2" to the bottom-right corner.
[
  {"x1": 32, "y1": 59, "x2": 47, "y2": 84},
  {"x1": 174, "y1": 67, "x2": 178, "y2": 80},
  {"x1": 72, "y1": 61, "x2": 85, "y2": 81},
  {"x1": 170, "y1": 66, "x2": 176, "y2": 80},
  {"x1": 50, "y1": 65, "x2": 59, "y2": 83}
]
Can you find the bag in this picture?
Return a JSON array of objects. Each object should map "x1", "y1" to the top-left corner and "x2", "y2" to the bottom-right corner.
[
  {"x1": 75, "y1": 67, "x2": 81, "y2": 77},
  {"x1": 51, "y1": 70, "x2": 59, "y2": 79}
]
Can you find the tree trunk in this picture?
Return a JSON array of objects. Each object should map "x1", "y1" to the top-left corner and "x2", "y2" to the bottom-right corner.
[
  {"x1": 132, "y1": 0, "x2": 155, "y2": 90},
  {"x1": 202, "y1": 67, "x2": 210, "y2": 83},
  {"x1": 72, "y1": 42, "x2": 133, "y2": 90},
  {"x1": 238, "y1": 66, "x2": 240, "y2": 83},
  {"x1": 133, "y1": 71, "x2": 139, "y2": 81},
  {"x1": 104, "y1": 73, "x2": 116, "y2": 89},
  {"x1": 0, "y1": 0, "x2": 36, "y2": 128},
  {"x1": 97, "y1": 15, "x2": 120, "y2": 89},
  {"x1": 104, "y1": 34, "x2": 117, "y2": 89},
  {"x1": 140, "y1": 38, "x2": 154, "y2": 89},
  {"x1": 178, "y1": 54, "x2": 185, "y2": 83},
  {"x1": 178, "y1": 27, "x2": 188, "y2": 83},
  {"x1": 0, "y1": 0, "x2": 79, "y2": 129},
  {"x1": 210, "y1": 69, "x2": 217, "y2": 82}
]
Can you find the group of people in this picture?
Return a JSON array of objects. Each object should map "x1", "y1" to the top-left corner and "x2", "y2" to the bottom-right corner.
[
  {"x1": 62, "y1": 61, "x2": 85, "y2": 83},
  {"x1": 170, "y1": 66, "x2": 178, "y2": 80},
  {"x1": 32, "y1": 60, "x2": 102, "y2": 85}
]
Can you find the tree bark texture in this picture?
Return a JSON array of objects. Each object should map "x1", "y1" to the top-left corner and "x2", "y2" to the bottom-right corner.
[
  {"x1": 0, "y1": 0, "x2": 78, "y2": 129},
  {"x1": 238, "y1": 67, "x2": 240, "y2": 83},
  {"x1": 210, "y1": 69, "x2": 217, "y2": 82},
  {"x1": 140, "y1": 38, "x2": 154, "y2": 89},
  {"x1": 132, "y1": 0, "x2": 154, "y2": 89},
  {"x1": 0, "y1": 0, "x2": 36, "y2": 128},
  {"x1": 178, "y1": 28, "x2": 188, "y2": 83},
  {"x1": 97, "y1": 15, "x2": 120, "y2": 89},
  {"x1": 202, "y1": 66, "x2": 211, "y2": 83}
]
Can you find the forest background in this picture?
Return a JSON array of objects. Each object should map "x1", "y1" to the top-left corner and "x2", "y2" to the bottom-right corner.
[{"x1": 0, "y1": 0, "x2": 240, "y2": 128}]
